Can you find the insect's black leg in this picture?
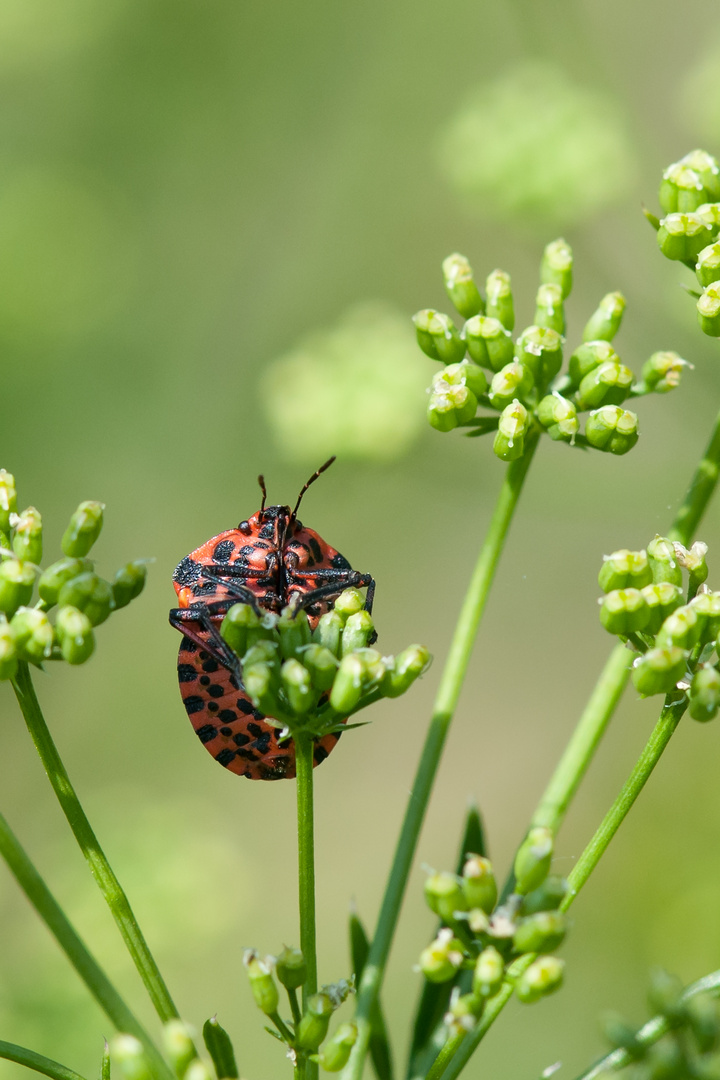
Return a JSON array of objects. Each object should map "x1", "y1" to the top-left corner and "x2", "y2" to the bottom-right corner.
[
  {"x1": 198, "y1": 572, "x2": 264, "y2": 612},
  {"x1": 169, "y1": 604, "x2": 242, "y2": 678},
  {"x1": 287, "y1": 570, "x2": 375, "y2": 612}
]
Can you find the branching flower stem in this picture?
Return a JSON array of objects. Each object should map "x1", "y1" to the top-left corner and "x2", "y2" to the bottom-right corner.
[
  {"x1": 342, "y1": 430, "x2": 540, "y2": 1080},
  {"x1": 11, "y1": 661, "x2": 181, "y2": 1028}
]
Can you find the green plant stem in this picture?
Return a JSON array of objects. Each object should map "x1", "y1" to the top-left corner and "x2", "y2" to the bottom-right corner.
[
  {"x1": 296, "y1": 731, "x2": 318, "y2": 1080},
  {"x1": 668, "y1": 407, "x2": 720, "y2": 546},
  {"x1": 343, "y1": 432, "x2": 540, "y2": 1080},
  {"x1": 0, "y1": 1041, "x2": 88, "y2": 1080},
  {"x1": 11, "y1": 662, "x2": 180, "y2": 1026},
  {"x1": 572, "y1": 967, "x2": 720, "y2": 1080},
  {"x1": 288, "y1": 986, "x2": 302, "y2": 1029},
  {"x1": 0, "y1": 811, "x2": 172, "y2": 1080}
]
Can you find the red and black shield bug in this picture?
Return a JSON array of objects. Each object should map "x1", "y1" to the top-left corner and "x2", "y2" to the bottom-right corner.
[{"x1": 169, "y1": 458, "x2": 375, "y2": 780}]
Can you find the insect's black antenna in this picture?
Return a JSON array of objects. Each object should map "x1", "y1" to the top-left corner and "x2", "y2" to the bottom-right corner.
[
  {"x1": 257, "y1": 474, "x2": 268, "y2": 512},
  {"x1": 291, "y1": 456, "x2": 336, "y2": 520}
]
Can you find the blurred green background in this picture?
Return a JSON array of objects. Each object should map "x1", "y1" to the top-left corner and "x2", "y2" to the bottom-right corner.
[{"x1": 3, "y1": 1, "x2": 720, "y2": 1077}]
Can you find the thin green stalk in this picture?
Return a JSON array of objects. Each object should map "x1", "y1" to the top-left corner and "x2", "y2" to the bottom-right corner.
[
  {"x1": 343, "y1": 432, "x2": 540, "y2": 1080},
  {"x1": 0, "y1": 1041, "x2": 88, "y2": 1080},
  {"x1": 296, "y1": 731, "x2": 318, "y2": 1080},
  {"x1": 668, "y1": 407, "x2": 720, "y2": 545},
  {"x1": 11, "y1": 662, "x2": 180, "y2": 1026},
  {"x1": 0, "y1": 811, "x2": 172, "y2": 1080}
]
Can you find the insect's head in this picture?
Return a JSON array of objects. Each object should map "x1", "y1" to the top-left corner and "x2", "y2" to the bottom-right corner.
[{"x1": 240, "y1": 457, "x2": 336, "y2": 532}]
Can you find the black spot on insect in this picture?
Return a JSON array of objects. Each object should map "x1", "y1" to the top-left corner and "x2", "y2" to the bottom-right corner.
[
  {"x1": 220, "y1": 726, "x2": 233, "y2": 736},
  {"x1": 183, "y1": 696, "x2": 205, "y2": 715},
  {"x1": 229, "y1": 673, "x2": 240, "y2": 690},
  {"x1": 251, "y1": 708, "x2": 265, "y2": 722},
  {"x1": 247, "y1": 721, "x2": 263, "y2": 737},
  {"x1": 238, "y1": 521, "x2": 252, "y2": 534},
  {"x1": 173, "y1": 556, "x2": 201, "y2": 587},
  {"x1": 237, "y1": 747, "x2": 259, "y2": 761},
  {"x1": 253, "y1": 731, "x2": 272, "y2": 754},
  {"x1": 215, "y1": 748, "x2": 237, "y2": 766},
  {"x1": 208, "y1": 684, "x2": 225, "y2": 698},
  {"x1": 240, "y1": 545, "x2": 256, "y2": 556},
  {"x1": 233, "y1": 732, "x2": 251, "y2": 747},
  {"x1": 332, "y1": 552, "x2": 351, "y2": 570},
  {"x1": 180, "y1": 636, "x2": 198, "y2": 653},
  {"x1": 199, "y1": 675, "x2": 211, "y2": 686},
  {"x1": 219, "y1": 709, "x2": 236, "y2": 722},
  {"x1": 309, "y1": 537, "x2": 323, "y2": 563},
  {"x1": 199, "y1": 651, "x2": 210, "y2": 661},
  {"x1": 254, "y1": 540, "x2": 271, "y2": 550},
  {"x1": 192, "y1": 579, "x2": 217, "y2": 596},
  {"x1": 237, "y1": 699, "x2": 254, "y2": 714},
  {"x1": 213, "y1": 539, "x2": 235, "y2": 562},
  {"x1": 196, "y1": 724, "x2": 217, "y2": 743},
  {"x1": 258, "y1": 522, "x2": 275, "y2": 539},
  {"x1": 201, "y1": 658, "x2": 219, "y2": 673},
  {"x1": 314, "y1": 744, "x2": 329, "y2": 764},
  {"x1": 177, "y1": 664, "x2": 197, "y2": 683},
  {"x1": 207, "y1": 701, "x2": 219, "y2": 713}
]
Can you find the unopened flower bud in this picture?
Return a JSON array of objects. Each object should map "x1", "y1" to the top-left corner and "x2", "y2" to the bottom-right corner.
[
  {"x1": 202, "y1": 1017, "x2": 238, "y2": 1080},
  {"x1": 685, "y1": 993, "x2": 720, "y2": 1054},
  {"x1": 243, "y1": 661, "x2": 285, "y2": 720},
  {"x1": 599, "y1": 589, "x2": 650, "y2": 635},
  {"x1": 425, "y1": 871, "x2": 468, "y2": 922},
  {"x1": 318, "y1": 1022, "x2": 358, "y2": 1072},
  {"x1": 514, "y1": 827, "x2": 553, "y2": 895},
  {"x1": 302, "y1": 643, "x2": 338, "y2": 692},
  {"x1": 695, "y1": 201, "x2": 720, "y2": 230},
  {"x1": 676, "y1": 540, "x2": 709, "y2": 591},
  {"x1": 515, "y1": 956, "x2": 565, "y2": 1004},
  {"x1": 0, "y1": 620, "x2": 18, "y2": 681},
  {"x1": 412, "y1": 310, "x2": 466, "y2": 364},
  {"x1": 647, "y1": 969, "x2": 685, "y2": 1022},
  {"x1": 276, "y1": 946, "x2": 307, "y2": 991},
  {"x1": 278, "y1": 606, "x2": 311, "y2": 660},
  {"x1": 111, "y1": 1035, "x2": 153, "y2": 1080},
  {"x1": 61, "y1": 501, "x2": 105, "y2": 558},
  {"x1": 162, "y1": 1019, "x2": 196, "y2": 1079},
  {"x1": 657, "y1": 213, "x2": 714, "y2": 262},
  {"x1": 568, "y1": 340, "x2": 619, "y2": 389},
  {"x1": 57, "y1": 573, "x2": 114, "y2": 627},
  {"x1": 329, "y1": 654, "x2": 364, "y2": 713},
  {"x1": 427, "y1": 391, "x2": 460, "y2": 433},
  {"x1": 534, "y1": 284, "x2": 565, "y2": 335},
  {"x1": 0, "y1": 471, "x2": 17, "y2": 534},
  {"x1": 341, "y1": 610, "x2": 375, "y2": 655},
  {"x1": 488, "y1": 362, "x2": 533, "y2": 411},
  {"x1": 698, "y1": 281, "x2": 720, "y2": 337},
  {"x1": 185, "y1": 1063, "x2": 213, "y2": 1080},
  {"x1": 281, "y1": 659, "x2": 314, "y2": 715},
  {"x1": 690, "y1": 591, "x2": 720, "y2": 641},
  {"x1": 647, "y1": 536, "x2": 683, "y2": 587},
  {"x1": 220, "y1": 603, "x2": 259, "y2": 658},
  {"x1": 464, "y1": 316, "x2": 514, "y2": 372},
  {"x1": 244, "y1": 952, "x2": 279, "y2": 1017},
  {"x1": 462, "y1": 855, "x2": 497, "y2": 914},
  {"x1": 536, "y1": 393, "x2": 578, "y2": 442},
  {"x1": 11, "y1": 607, "x2": 53, "y2": 663},
  {"x1": 585, "y1": 406, "x2": 639, "y2": 455},
  {"x1": 540, "y1": 239, "x2": 573, "y2": 299},
  {"x1": 515, "y1": 326, "x2": 563, "y2": 391},
  {"x1": 689, "y1": 665, "x2": 720, "y2": 722},
  {"x1": 493, "y1": 400, "x2": 529, "y2": 462},
  {"x1": 37, "y1": 558, "x2": 92, "y2": 607},
  {"x1": 55, "y1": 606, "x2": 95, "y2": 665},
  {"x1": 436, "y1": 359, "x2": 489, "y2": 400},
  {"x1": 659, "y1": 162, "x2": 706, "y2": 214},
  {"x1": 473, "y1": 946, "x2": 505, "y2": 998},
  {"x1": 679, "y1": 150, "x2": 720, "y2": 201},
  {"x1": 333, "y1": 588, "x2": 365, "y2": 622},
  {"x1": 297, "y1": 993, "x2": 334, "y2": 1050},
  {"x1": 656, "y1": 605, "x2": 702, "y2": 650},
  {"x1": 631, "y1": 647, "x2": 686, "y2": 697},
  {"x1": 467, "y1": 908, "x2": 490, "y2": 934},
  {"x1": 12, "y1": 507, "x2": 42, "y2": 564},
  {"x1": 641, "y1": 583, "x2": 684, "y2": 635},
  {"x1": 598, "y1": 550, "x2": 652, "y2": 593},
  {"x1": 485, "y1": 270, "x2": 514, "y2": 330},
  {"x1": 582, "y1": 292, "x2": 626, "y2": 343},
  {"x1": 428, "y1": 382, "x2": 478, "y2": 431},
  {"x1": 419, "y1": 929, "x2": 465, "y2": 984},
  {"x1": 577, "y1": 362, "x2": 634, "y2": 410},
  {"x1": 445, "y1": 993, "x2": 482, "y2": 1036},
  {"x1": 112, "y1": 562, "x2": 147, "y2": 610},
  {"x1": 602, "y1": 1013, "x2": 643, "y2": 1056},
  {"x1": 513, "y1": 911, "x2": 566, "y2": 954},
  {"x1": 640, "y1": 351, "x2": 687, "y2": 394},
  {"x1": 381, "y1": 644, "x2": 430, "y2": 697},
  {"x1": 443, "y1": 254, "x2": 484, "y2": 319},
  {"x1": 313, "y1": 610, "x2": 344, "y2": 656},
  {"x1": 696, "y1": 243, "x2": 720, "y2": 288},
  {"x1": 520, "y1": 876, "x2": 570, "y2": 915},
  {"x1": 0, "y1": 560, "x2": 36, "y2": 617}
]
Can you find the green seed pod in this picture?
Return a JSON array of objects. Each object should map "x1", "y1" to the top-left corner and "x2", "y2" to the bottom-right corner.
[
  {"x1": 515, "y1": 956, "x2": 565, "y2": 1004},
  {"x1": 582, "y1": 292, "x2": 626, "y2": 343},
  {"x1": 472, "y1": 946, "x2": 505, "y2": 998},
  {"x1": 112, "y1": 562, "x2": 147, "y2": 610},
  {"x1": 585, "y1": 406, "x2": 639, "y2": 455},
  {"x1": 12, "y1": 507, "x2": 42, "y2": 564},
  {"x1": 163, "y1": 1019, "x2": 196, "y2": 1080},
  {"x1": 244, "y1": 953, "x2": 280, "y2": 1017},
  {"x1": 513, "y1": 911, "x2": 566, "y2": 955},
  {"x1": 568, "y1": 340, "x2": 619, "y2": 389},
  {"x1": 462, "y1": 855, "x2": 497, "y2": 914},
  {"x1": 424, "y1": 871, "x2": 468, "y2": 922},
  {"x1": 418, "y1": 929, "x2": 465, "y2": 984},
  {"x1": 698, "y1": 281, "x2": 720, "y2": 337},
  {"x1": 442, "y1": 253, "x2": 484, "y2": 319},
  {"x1": 536, "y1": 393, "x2": 578, "y2": 443},
  {"x1": 656, "y1": 604, "x2": 702, "y2": 650},
  {"x1": 275, "y1": 946, "x2": 307, "y2": 991},
  {"x1": 520, "y1": 876, "x2": 570, "y2": 915},
  {"x1": 540, "y1": 238, "x2": 573, "y2": 299},
  {"x1": 598, "y1": 550, "x2": 653, "y2": 593},
  {"x1": 679, "y1": 150, "x2": 720, "y2": 200},
  {"x1": 514, "y1": 826, "x2": 553, "y2": 895},
  {"x1": 515, "y1": 326, "x2": 563, "y2": 391},
  {"x1": 220, "y1": 604, "x2": 259, "y2": 658},
  {"x1": 243, "y1": 662, "x2": 285, "y2": 719},
  {"x1": 278, "y1": 606, "x2": 311, "y2": 660},
  {"x1": 428, "y1": 382, "x2": 478, "y2": 430},
  {"x1": 464, "y1": 315, "x2": 514, "y2": 372},
  {"x1": 111, "y1": 1035, "x2": 153, "y2": 1080},
  {"x1": 313, "y1": 610, "x2": 344, "y2": 656},
  {"x1": 659, "y1": 162, "x2": 706, "y2": 214},
  {"x1": 0, "y1": 470, "x2": 17, "y2": 534},
  {"x1": 0, "y1": 619, "x2": 18, "y2": 681},
  {"x1": 534, "y1": 283, "x2": 565, "y2": 335},
  {"x1": 641, "y1": 583, "x2": 684, "y2": 635},
  {"x1": 427, "y1": 391, "x2": 459, "y2": 433},
  {"x1": 202, "y1": 1017, "x2": 239, "y2": 1080},
  {"x1": 185, "y1": 1063, "x2": 213, "y2": 1080},
  {"x1": 55, "y1": 606, "x2": 95, "y2": 665},
  {"x1": 681, "y1": 540, "x2": 709, "y2": 595},
  {"x1": 281, "y1": 659, "x2": 315, "y2": 715},
  {"x1": 411, "y1": 310, "x2": 466, "y2": 364},
  {"x1": 302, "y1": 643, "x2": 338, "y2": 692},
  {"x1": 689, "y1": 665, "x2": 720, "y2": 722},
  {"x1": 37, "y1": 557, "x2": 93, "y2": 607},
  {"x1": 657, "y1": 213, "x2": 714, "y2": 262},
  {"x1": 599, "y1": 589, "x2": 650, "y2": 635},
  {"x1": 0, "y1": 560, "x2": 36, "y2": 617},
  {"x1": 381, "y1": 644, "x2": 431, "y2": 697},
  {"x1": 485, "y1": 270, "x2": 514, "y2": 330},
  {"x1": 493, "y1": 400, "x2": 529, "y2": 462},
  {"x1": 577, "y1": 362, "x2": 634, "y2": 410},
  {"x1": 341, "y1": 610, "x2": 375, "y2": 656},
  {"x1": 297, "y1": 993, "x2": 334, "y2": 1051},
  {"x1": 696, "y1": 243, "x2": 720, "y2": 288},
  {"x1": 695, "y1": 201, "x2": 720, "y2": 231},
  {"x1": 243, "y1": 640, "x2": 281, "y2": 673},
  {"x1": 639, "y1": 351, "x2": 687, "y2": 394},
  {"x1": 61, "y1": 500, "x2": 105, "y2": 558},
  {"x1": 10, "y1": 607, "x2": 54, "y2": 663},
  {"x1": 57, "y1": 573, "x2": 114, "y2": 627},
  {"x1": 690, "y1": 591, "x2": 720, "y2": 641},
  {"x1": 329, "y1": 654, "x2": 364, "y2": 713},
  {"x1": 631, "y1": 647, "x2": 686, "y2": 697},
  {"x1": 412, "y1": 309, "x2": 440, "y2": 360},
  {"x1": 434, "y1": 359, "x2": 488, "y2": 399},
  {"x1": 318, "y1": 1022, "x2": 358, "y2": 1072},
  {"x1": 334, "y1": 590, "x2": 366, "y2": 622},
  {"x1": 647, "y1": 536, "x2": 683, "y2": 587},
  {"x1": 488, "y1": 362, "x2": 533, "y2": 410}
]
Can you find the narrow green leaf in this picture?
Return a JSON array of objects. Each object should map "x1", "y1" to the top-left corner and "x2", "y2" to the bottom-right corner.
[
  {"x1": 101, "y1": 1042, "x2": 110, "y2": 1080},
  {"x1": 350, "y1": 910, "x2": 394, "y2": 1080},
  {"x1": 203, "y1": 1018, "x2": 239, "y2": 1080},
  {"x1": 0, "y1": 1040, "x2": 88, "y2": 1080}
]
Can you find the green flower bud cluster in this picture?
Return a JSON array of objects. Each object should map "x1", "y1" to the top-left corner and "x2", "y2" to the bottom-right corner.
[
  {"x1": 415, "y1": 242, "x2": 680, "y2": 463},
  {"x1": 597, "y1": 537, "x2": 720, "y2": 716},
  {"x1": 220, "y1": 588, "x2": 430, "y2": 740},
  {"x1": 418, "y1": 830, "x2": 568, "y2": 1036},
  {"x1": 0, "y1": 472, "x2": 147, "y2": 680}
]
